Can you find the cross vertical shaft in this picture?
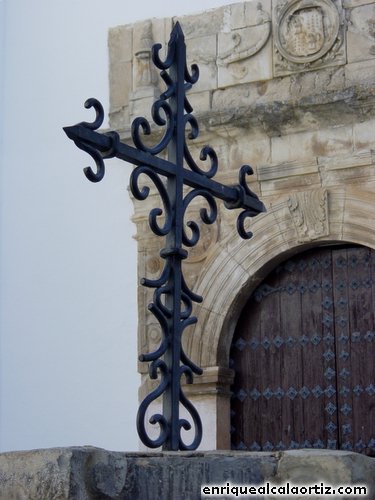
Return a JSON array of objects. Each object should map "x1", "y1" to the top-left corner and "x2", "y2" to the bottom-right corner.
[{"x1": 163, "y1": 25, "x2": 186, "y2": 450}]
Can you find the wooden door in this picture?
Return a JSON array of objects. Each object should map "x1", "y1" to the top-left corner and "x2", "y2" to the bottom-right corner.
[{"x1": 230, "y1": 246, "x2": 375, "y2": 455}]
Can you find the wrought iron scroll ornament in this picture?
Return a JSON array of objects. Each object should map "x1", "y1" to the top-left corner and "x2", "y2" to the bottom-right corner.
[{"x1": 64, "y1": 22, "x2": 265, "y2": 451}]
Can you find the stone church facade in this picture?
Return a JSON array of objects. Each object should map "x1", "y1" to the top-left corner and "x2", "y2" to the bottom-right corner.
[{"x1": 108, "y1": 0, "x2": 375, "y2": 451}]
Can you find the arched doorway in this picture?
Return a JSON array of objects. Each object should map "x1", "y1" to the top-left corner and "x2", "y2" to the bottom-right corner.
[{"x1": 230, "y1": 245, "x2": 375, "y2": 455}]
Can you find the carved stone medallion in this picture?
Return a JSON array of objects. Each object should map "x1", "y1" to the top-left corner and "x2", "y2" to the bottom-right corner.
[{"x1": 273, "y1": 0, "x2": 346, "y2": 75}]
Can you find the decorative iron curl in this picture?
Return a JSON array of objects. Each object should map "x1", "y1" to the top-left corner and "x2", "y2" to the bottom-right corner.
[
  {"x1": 136, "y1": 205, "x2": 205, "y2": 449},
  {"x1": 182, "y1": 189, "x2": 217, "y2": 247},
  {"x1": 81, "y1": 97, "x2": 104, "y2": 130},
  {"x1": 136, "y1": 265, "x2": 203, "y2": 449},
  {"x1": 132, "y1": 20, "x2": 209, "y2": 180},
  {"x1": 130, "y1": 24, "x2": 179, "y2": 157},
  {"x1": 178, "y1": 366, "x2": 203, "y2": 450},
  {"x1": 182, "y1": 273, "x2": 203, "y2": 305},
  {"x1": 183, "y1": 115, "x2": 218, "y2": 178},
  {"x1": 81, "y1": 144, "x2": 106, "y2": 183},
  {"x1": 237, "y1": 165, "x2": 262, "y2": 239},
  {"x1": 139, "y1": 304, "x2": 169, "y2": 363},
  {"x1": 136, "y1": 360, "x2": 203, "y2": 450},
  {"x1": 131, "y1": 99, "x2": 174, "y2": 155},
  {"x1": 184, "y1": 62, "x2": 199, "y2": 86},
  {"x1": 152, "y1": 36, "x2": 175, "y2": 70},
  {"x1": 224, "y1": 165, "x2": 263, "y2": 240},
  {"x1": 130, "y1": 165, "x2": 172, "y2": 237},
  {"x1": 136, "y1": 359, "x2": 170, "y2": 448},
  {"x1": 70, "y1": 98, "x2": 106, "y2": 182},
  {"x1": 180, "y1": 316, "x2": 203, "y2": 375},
  {"x1": 136, "y1": 319, "x2": 203, "y2": 450}
]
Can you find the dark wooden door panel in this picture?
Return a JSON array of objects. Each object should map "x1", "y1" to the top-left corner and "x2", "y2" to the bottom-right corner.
[
  {"x1": 230, "y1": 246, "x2": 375, "y2": 455},
  {"x1": 332, "y1": 247, "x2": 375, "y2": 453}
]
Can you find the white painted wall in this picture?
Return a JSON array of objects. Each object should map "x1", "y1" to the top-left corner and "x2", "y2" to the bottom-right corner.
[{"x1": 0, "y1": 0, "x2": 236, "y2": 452}]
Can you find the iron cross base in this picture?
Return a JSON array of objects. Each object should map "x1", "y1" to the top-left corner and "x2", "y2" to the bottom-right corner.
[{"x1": 64, "y1": 22, "x2": 265, "y2": 451}]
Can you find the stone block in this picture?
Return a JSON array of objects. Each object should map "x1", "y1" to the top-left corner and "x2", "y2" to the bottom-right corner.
[
  {"x1": 229, "y1": 133, "x2": 272, "y2": 170},
  {"x1": 108, "y1": 25, "x2": 133, "y2": 65},
  {"x1": 186, "y1": 35, "x2": 217, "y2": 92},
  {"x1": 258, "y1": 159, "x2": 318, "y2": 182},
  {"x1": 227, "y1": 2, "x2": 247, "y2": 30},
  {"x1": 186, "y1": 91, "x2": 211, "y2": 115},
  {"x1": 353, "y1": 117, "x2": 375, "y2": 150},
  {"x1": 345, "y1": 58, "x2": 375, "y2": 85},
  {"x1": 271, "y1": 125, "x2": 353, "y2": 164},
  {"x1": 222, "y1": 209, "x2": 292, "y2": 271},
  {"x1": 150, "y1": 17, "x2": 172, "y2": 54},
  {"x1": 0, "y1": 447, "x2": 127, "y2": 500},
  {"x1": 1, "y1": 448, "x2": 374, "y2": 499},
  {"x1": 347, "y1": 3, "x2": 375, "y2": 63},
  {"x1": 344, "y1": 0, "x2": 375, "y2": 6},
  {"x1": 275, "y1": 449, "x2": 375, "y2": 486},
  {"x1": 128, "y1": 87, "x2": 159, "y2": 122},
  {"x1": 109, "y1": 61, "x2": 132, "y2": 112},
  {"x1": 244, "y1": 0, "x2": 272, "y2": 28},
  {"x1": 196, "y1": 248, "x2": 249, "y2": 317},
  {"x1": 343, "y1": 187, "x2": 375, "y2": 246},
  {"x1": 109, "y1": 108, "x2": 130, "y2": 131},
  {"x1": 261, "y1": 174, "x2": 322, "y2": 197},
  {"x1": 217, "y1": 2, "x2": 272, "y2": 87},
  {"x1": 177, "y1": 7, "x2": 225, "y2": 39},
  {"x1": 217, "y1": 31, "x2": 273, "y2": 87}
]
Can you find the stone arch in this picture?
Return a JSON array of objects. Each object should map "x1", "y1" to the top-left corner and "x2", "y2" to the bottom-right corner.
[{"x1": 189, "y1": 186, "x2": 375, "y2": 372}]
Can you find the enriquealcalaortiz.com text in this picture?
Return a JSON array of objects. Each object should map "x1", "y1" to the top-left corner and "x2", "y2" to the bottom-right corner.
[{"x1": 201, "y1": 482, "x2": 368, "y2": 497}]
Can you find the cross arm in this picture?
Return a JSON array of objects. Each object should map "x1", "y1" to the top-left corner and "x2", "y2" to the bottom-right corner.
[{"x1": 63, "y1": 123, "x2": 266, "y2": 219}]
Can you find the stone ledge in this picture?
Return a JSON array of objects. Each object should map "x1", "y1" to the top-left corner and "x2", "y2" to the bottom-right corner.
[
  {"x1": 113, "y1": 82, "x2": 375, "y2": 144},
  {"x1": 0, "y1": 447, "x2": 374, "y2": 499}
]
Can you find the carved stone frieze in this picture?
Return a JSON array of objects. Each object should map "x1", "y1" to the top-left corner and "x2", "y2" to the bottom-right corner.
[
  {"x1": 129, "y1": 21, "x2": 159, "y2": 120},
  {"x1": 273, "y1": 0, "x2": 346, "y2": 76},
  {"x1": 217, "y1": 3, "x2": 271, "y2": 67},
  {"x1": 133, "y1": 21, "x2": 155, "y2": 90},
  {"x1": 217, "y1": 2, "x2": 273, "y2": 86},
  {"x1": 287, "y1": 188, "x2": 329, "y2": 242}
]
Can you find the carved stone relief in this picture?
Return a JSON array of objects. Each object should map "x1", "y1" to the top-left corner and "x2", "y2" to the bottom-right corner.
[
  {"x1": 273, "y1": 0, "x2": 346, "y2": 76},
  {"x1": 129, "y1": 21, "x2": 159, "y2": 120},
  {"x1": 218, "y1": 3, "x2": 271, "y2": 66},
  {"x1": 287, "y1": 188, "x2": 329, "y2": 242},
  {"x1": 217, "y1": 2, "x2": 273, "y2": 86}
]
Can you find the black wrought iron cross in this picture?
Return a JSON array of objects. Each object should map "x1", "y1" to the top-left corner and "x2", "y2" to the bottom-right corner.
[{"x1": 64, "y1": 22, "x2": 265, "y2": 451}]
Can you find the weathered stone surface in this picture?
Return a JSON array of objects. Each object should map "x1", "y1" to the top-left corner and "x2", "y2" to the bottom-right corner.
[
  {"x1": 1, "y1": 448, "x2": 374, "y2": 499},
  {"x1": 0, "y1": 447, "x2": 128, "y2": 500},
  {"x1": 347, "y1": 3, "x2": 375, "y2": 63},
  {"x1": 108, "y1": 25, "x2": 133, "y2": 124},
  {"x1": 275, "y1": 449, "x2": 375, "y2": 487}
]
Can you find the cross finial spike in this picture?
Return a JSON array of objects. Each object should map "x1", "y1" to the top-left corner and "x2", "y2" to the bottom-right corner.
[{"x1": 171, "y1": 20, "x2": 184, "y2": 40}]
